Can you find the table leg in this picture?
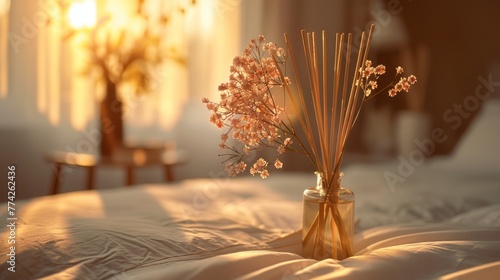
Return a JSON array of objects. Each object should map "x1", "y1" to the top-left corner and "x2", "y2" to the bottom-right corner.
[
  {"x1": 87, "y1": 166, "x2": 95, "y2": 190},
  {"x1": 51, "y1": 163, "x2": 62, "y2": 195},
  {"x1": 126, "y1": 166, "x2": 134, "y2": 186},
  {"x1": 164, "y1": 165, "x2": 174, "y2": 182}
]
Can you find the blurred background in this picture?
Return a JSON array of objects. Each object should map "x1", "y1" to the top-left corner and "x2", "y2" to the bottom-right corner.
[{"x1": 1, "y1": 0, "x2": 499, "y2": 200}]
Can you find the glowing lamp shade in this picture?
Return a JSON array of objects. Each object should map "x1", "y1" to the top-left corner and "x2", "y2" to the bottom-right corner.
[{"x1": 68, "y1": 0, "x2": 96, "y2": 29}]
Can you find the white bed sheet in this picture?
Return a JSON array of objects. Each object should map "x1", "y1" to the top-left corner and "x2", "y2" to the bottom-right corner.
[
  {"x1": 1, "y1": 100, "x2": 499, "y2": 279},
  {"x1": 1, "y1": 165, "x2": 499, "y2": 279},
  {"x1": 117, "y1": 160, "x2": 500, "y2": 280},
  {"x1": 0, "y1": 176, "x2": 306, "y2": 279}
]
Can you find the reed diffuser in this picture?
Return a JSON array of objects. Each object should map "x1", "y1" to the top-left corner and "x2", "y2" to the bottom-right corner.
[{"x1": 203, "y1": 24, "x2": 416, "y2": 260}]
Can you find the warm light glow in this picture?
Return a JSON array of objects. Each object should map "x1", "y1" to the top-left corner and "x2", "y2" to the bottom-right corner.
[
  {"x1": 158, "y1": 63, "x2": 188, "y2": 130},
  {"x1": 38, "y1": 14, "x2": 61, "y2": 126},
  {"x1": 199, "y1": 0, "x2": 214, "y2": 34},
  {"x1": 0, "y1": 0, "x2": 10, "y2": 16},
  {"x1": 0, "y1": 0, "x2": 8, "y2": 98},
  {"x1": 37, "y1": 0, "x2": 239, "y2": 137},
  {"x1": 68, "y1": 0, "x2": 96, "y2": 29},
  {"x1": 70, "y1": 35, "x2": 94, "y2": 131},
  {"x1": 106, "y1": 0, "x2": 135, "y2": 29}
]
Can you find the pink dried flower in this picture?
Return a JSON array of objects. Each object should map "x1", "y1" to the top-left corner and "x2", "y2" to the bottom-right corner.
[
  {"x1": 250, "y1": 158, "x2": 269, "y2": 177},
  {"x1": 402, "y1": 80, "x2": 411, "y2": 92},
  {"x1": 283, "y1": 77, "x2": 291, "y2": 85},
  {"x1": 225, "y1": 161, "x2": 247, "y2": 177},
  {"x1": 206, "y1": 102, "x2": 216, "y2": 111},
  {"x1": 394, "y1": 82, "x2": 404, "y2": 92},
  {"x1": 220, "y1": 133, "x2": 228, "y2": 142},
  {"x1": 218, "y1": 84, "x2": 228, "y2": 91},
  {"x1": 277, "y1": 145, "x2": 285, "y2": 154},
  {"x1": 388, "y1": 89, "x2": 397, "y2": 97},
  {"x1": 260, "y1": 169, "x2": 270, "y2": 179},
  {"x1": 255, "y1": 158, "x2": 267, "y2": 167},
  {"x1": 375, "y1": 65, "x2": 386, "y2": 75},
  {"x1": 362, "y1": 69, "x2": 371, "y2": 78},
  {"x1": 243, "y1": 145, "x2": 250, "y2": 154},
  {"x1": 209, "y1": 113, "x2": 224, "y2": 129},
  {"x1": 204, "y1": 33, "x2": 417, "y2": 180},
  {"x1": 274, "y1": 159, "x2": 283, "y2": 169},
  {"x1": 202, "y1": 35, "x2": 293, "y2": 178}
]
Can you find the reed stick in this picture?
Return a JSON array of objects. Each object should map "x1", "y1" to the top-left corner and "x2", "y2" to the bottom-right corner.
[
  {"x1": 329, "y1": 33, "x2": 342, "y2": 176},
  {"x1": 321, "y1": 31, "x2": 328, "y2": 172},
  {"x1": 296, "y1": 25, "x2": 375, "y2": 260},
  {"x1": 281, "y1": 33, "x2": 321, "y2": 170}
]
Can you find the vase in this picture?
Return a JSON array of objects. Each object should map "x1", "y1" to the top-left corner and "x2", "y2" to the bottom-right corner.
[
  {"x1": 302, "y1": 173, "x2": 355, "y2": 260},
  {"x1": 100, "y1": 79, "x2": 125, "y2": 158}
]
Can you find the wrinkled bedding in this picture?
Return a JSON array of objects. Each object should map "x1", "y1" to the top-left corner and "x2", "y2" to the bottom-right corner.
[
  {"x1": 1, "y1": 100, "x2": 499, "y2": 279},
  {"x1": 1, "y1": 165, "x2": 499, "y2": 279}
]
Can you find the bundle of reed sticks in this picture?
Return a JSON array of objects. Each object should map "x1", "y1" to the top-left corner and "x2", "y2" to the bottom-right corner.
[{"x1": 276, "y1": 24, "x2": 375, "y2": 200}]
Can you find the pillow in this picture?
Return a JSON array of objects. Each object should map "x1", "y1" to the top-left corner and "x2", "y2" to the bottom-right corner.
[{"x1": 450, "y1": 98, "x2": 500, "y2": 172}]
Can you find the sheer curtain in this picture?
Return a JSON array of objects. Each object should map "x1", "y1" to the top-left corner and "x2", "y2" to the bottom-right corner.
[
  {"x1": 186, "y1": 0, "x2": 241, "y2": 100},
  {"x1": 125, "y1": 0, "x2": 242, "y2": 140},
  {"x1": 37, "y1": 0, "x2": 62, "y2": 127},
  {"x1": 124, "y1": 0, "x2": 192, "y2": 136},
  {"x1": 0, "y1": 0, "x2": 9, "y2": 98},
  {"x1": 34, "y1": 0, "x2": 242, "y2": 142}
]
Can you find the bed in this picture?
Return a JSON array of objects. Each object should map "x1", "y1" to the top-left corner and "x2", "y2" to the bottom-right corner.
[{"x1": 2, "y1": 99, "x2": 500, "y2": 279}]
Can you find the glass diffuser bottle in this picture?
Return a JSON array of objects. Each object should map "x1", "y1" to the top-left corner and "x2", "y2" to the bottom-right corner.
[{"x1": 302, "y1": 172, "x2": 355, "y2": 260}]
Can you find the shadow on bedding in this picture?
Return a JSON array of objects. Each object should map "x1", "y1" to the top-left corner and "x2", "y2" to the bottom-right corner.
[{"x1": 0, "y1": 186, "x2": 180, "y2": 279}]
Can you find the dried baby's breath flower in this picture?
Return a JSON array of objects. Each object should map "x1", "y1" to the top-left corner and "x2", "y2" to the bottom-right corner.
[{"x1": 204, "y1": 31, "x2": 416, "y2": 181}]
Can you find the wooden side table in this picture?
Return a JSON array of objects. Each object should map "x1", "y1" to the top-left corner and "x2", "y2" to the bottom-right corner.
[{"x1": 45, "y1": 149, "x2": 186, "y2": 195}]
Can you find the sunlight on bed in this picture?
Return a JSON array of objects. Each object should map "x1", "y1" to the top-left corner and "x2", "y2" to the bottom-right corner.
[{"x1": 1, "y1": 93, "x2": 499, "y2": 279}]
